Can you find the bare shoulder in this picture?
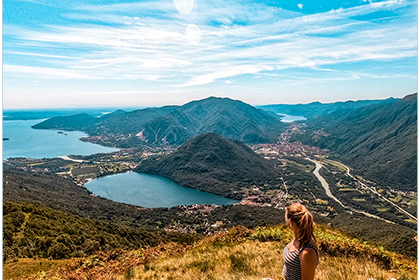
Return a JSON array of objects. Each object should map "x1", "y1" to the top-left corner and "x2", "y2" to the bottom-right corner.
[
  {"x1": 301, "y1": 247, "x2": 317, "y2": 257},
  {"x1": 299, "y1": 245, "x2": 318, "y2": 264}
]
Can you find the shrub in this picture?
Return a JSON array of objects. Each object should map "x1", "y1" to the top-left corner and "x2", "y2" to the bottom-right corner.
[{"x1": 250, "y1": 226, "x2": 284, "y2": 242}]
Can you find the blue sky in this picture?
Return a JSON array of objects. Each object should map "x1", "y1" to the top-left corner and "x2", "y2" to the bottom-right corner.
[{"x1": 3, "y1": 0, "x2": 417, "y2": 108}]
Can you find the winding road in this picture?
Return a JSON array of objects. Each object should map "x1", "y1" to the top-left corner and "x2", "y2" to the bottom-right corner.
[{"x1": 306, "y1": 158, "x2": 395, "y2": 224}]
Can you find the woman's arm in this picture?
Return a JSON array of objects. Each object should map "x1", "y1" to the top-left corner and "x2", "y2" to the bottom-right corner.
[{"x1": 300, "y1": 247, "x2": 318, "y2": 280}]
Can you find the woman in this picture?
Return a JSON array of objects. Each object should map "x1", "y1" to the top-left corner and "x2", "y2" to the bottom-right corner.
[{"x1": 282, "y1": 203, "x2": 318, "y2": 280}]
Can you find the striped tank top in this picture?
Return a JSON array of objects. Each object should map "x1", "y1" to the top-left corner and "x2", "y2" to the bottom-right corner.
[{"x1": 282, "y1": 241, "x2": 319, "y2": 280}]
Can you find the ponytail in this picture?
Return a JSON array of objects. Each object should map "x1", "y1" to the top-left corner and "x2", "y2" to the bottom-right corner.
[{"x1": 286, "y1": 203, "x2": 316, "y2": 247}]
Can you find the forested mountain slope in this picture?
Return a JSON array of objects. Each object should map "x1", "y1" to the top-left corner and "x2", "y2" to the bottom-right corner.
[{"x1": 294, "y1": 93, "x2": 417, "y2": 191}]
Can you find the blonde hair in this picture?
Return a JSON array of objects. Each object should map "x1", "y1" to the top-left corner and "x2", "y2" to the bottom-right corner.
[{"x1": 286, "y1": 203, "x2": 316, "y2": 247}]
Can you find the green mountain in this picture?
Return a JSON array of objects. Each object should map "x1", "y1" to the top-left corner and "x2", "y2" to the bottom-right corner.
[
  {"x1": 258, "y1": 98, "x2": 397, "y2": 119},
  {"x1": 295, "y1": 93, "x2": 417, "y2": 191},
  {"x1": 33, "y1": 97, "x2": 285, "y2": 147},
  {"x1": 136, "y1": 133, "x2": 283, "y2": 199}
]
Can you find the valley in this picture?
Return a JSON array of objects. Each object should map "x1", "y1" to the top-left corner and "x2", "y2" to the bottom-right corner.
[
  {"x1": 251, "y1": 143, "x2": 416, "y2": 229},
  {"x1": 4, "y1": 133, "x2": 416, "y2": 230},
  {"x1": 3, "y1": 95, "x2": 417, "y2": 279}
]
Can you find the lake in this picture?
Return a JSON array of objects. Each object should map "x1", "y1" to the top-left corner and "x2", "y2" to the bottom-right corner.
[
  {"x1": 3, "y1": 119, "x2": 119, "y2": 160},
  {"x1": 85, "y1": 172, "x2": 239, "y2": 208},
  {"x1": 277, "y1": 113, "x2": 306, "y2": 122}
]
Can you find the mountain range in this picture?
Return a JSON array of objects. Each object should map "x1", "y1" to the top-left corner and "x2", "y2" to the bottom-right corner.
[
  {"x1": 33, "y1": 97, "x2": 285, "y2": 147},
  {"x1": 136, "y1": 133, "x2": 282, "y2": 199},
  {"x1": 32, "y1": 94, "x2": 417, "y2": 190}
]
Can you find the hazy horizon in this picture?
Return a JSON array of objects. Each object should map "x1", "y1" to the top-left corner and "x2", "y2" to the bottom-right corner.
[
  {"x1": 2, "y1": 93, "x2": 411, "y2": 111},
  {"x1": 3, "y1": 0, "x2": 417, "y2": 109}
]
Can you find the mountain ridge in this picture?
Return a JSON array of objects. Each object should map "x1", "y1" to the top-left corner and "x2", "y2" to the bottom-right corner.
[
  {"x1": 33, "y1": 97, "x2": 285, "y2": 147},
  {"x1": 258, "y1": 97, "x2": 397, "y2": 119}
]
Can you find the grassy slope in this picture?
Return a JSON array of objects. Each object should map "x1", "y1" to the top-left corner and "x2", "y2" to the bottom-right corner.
[{"x1": 7, "y1": 225, "x2": 416, "y2": 280}]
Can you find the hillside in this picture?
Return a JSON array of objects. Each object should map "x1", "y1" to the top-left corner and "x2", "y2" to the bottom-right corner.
[
  {"x1": 292, "y1": 93, "x2": 417, "y2": 191},
  {"x1": 258, "y1": 98, "x2": 397, "y2": 119},
  {"x1": 5, "y1": 225, "x2": 416, "y2": 280},
  {"x1": 32, "y1": 97, "x2": 285, "y2": 147},
  {"x1": 135, "y1": 133, "x2": 283, "y2": 199},
  {"x1": 3, "y1": 201, "x2": 198, "y2": 262}
]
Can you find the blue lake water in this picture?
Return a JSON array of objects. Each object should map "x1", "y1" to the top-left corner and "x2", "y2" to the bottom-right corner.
[
  {"x1": 84, "y1": 172, "x2": 239, "y2": 208},
  {"x1": 3, "y1": 119, "x2": 119, "y2": 160},
  {"x1": 278, "y1": 113, "x2": 306, "y2": 122}
]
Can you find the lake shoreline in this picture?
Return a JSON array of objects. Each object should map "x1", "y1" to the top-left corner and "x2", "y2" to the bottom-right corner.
[
  {"x1": 3, "y1": 119, "x2": 119, "y2": 160},
  {"x1": 84, "y1": 171, "x2": 239, "y2": 208}
]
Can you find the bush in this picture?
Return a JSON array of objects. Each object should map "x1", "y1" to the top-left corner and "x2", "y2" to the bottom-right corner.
[{"x1": 250, "y1": 226, "x2": 284, "y2": 242}]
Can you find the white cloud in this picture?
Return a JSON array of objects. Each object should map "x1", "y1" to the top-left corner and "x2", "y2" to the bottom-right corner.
[
  {"x1": 3, "y1": 0, "x2": 417, "y2": 89},
  {"x1": 298, "y1": 4, "x2": 303, "y2": 9},
  {"x1": 179, "y1": 65, "x2": 273, "y2": 87}
]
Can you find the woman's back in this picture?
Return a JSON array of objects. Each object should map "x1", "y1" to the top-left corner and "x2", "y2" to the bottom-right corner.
[
  {"x1": 282, "y1": 241, "x2": 318, "y2": 280},
  {"x1": 282, "y1": 203, "x2": 318, "y2": 280}
]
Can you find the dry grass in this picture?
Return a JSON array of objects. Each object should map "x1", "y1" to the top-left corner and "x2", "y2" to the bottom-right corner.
[
  {"x1": 317, "y1": 256, "x2": 415, "y2": 280},
  {"x1": 116, "y1": 240, "x2": 416, "y2": 280},
  {"x1": 8, "y1": 225, "x2": 417, "y2": 280},
  {"x1": 125, "y1": 241, "x2": 283, "y2": 280},
  {"x1": 3, "y1": 258, "x2": 76, "y2": 280}
]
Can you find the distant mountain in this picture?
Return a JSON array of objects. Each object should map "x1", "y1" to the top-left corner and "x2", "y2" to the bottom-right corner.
[
  {"x1": 33, "y1": 113, "x2": 98, "y2": 131},
  {"x1": 33, "y1": 97, "x2": 285, "y2": 147},
  {"x1": 136, "y1": 133, "x2": 282, "y2": 199},
  {"x1": 3, "y1": 107, "x2": 134, "y2": 121},
  {"x1": 258, "y1": 98, "x2": 397, "y2": 119},
  {"x1": 295, "y1": 93, "x2": 417, "y2": 191}
]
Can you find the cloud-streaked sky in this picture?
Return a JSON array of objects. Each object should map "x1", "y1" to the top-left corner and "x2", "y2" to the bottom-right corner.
[{"x1": 3, "y1": 0, "x2": 417, "y2": 108}]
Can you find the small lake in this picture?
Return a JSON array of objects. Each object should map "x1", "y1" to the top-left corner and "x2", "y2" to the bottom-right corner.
[
  {"x1": 84, "y1": 172, "x2": 239, "y2": 208},
  {"x1": 3, "y1": 119, "x2": 119, "y2": 160},
  {"x1": 277, "y1": 113, "x2": 306, "y2": 122}
]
